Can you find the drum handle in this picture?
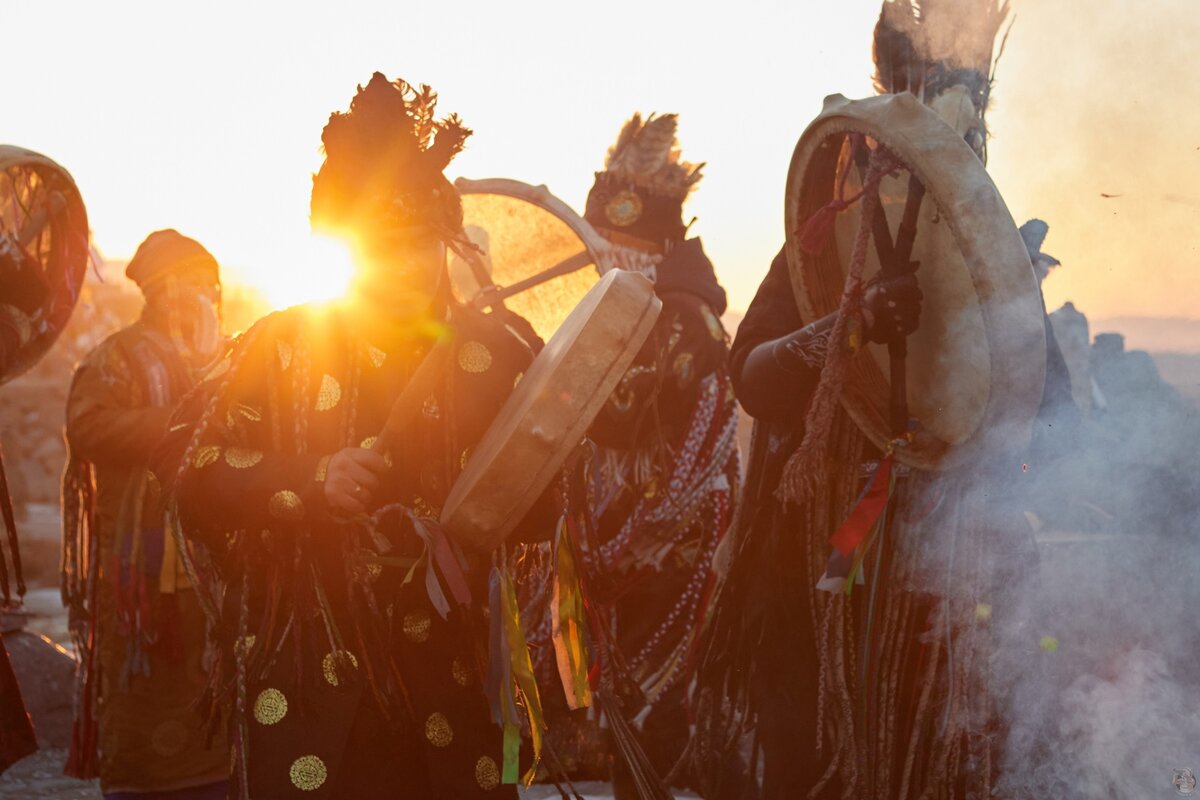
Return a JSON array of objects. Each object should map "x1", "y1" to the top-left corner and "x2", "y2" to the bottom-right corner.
[
  {"x1": 373, "y1": 338, "x2": 453, "y2": 457},
  {"x1": 886, "y1": 176, "x2": 926, "y2": 437},
  {"x1": 471, "y1": 250, "x2": 594, "y2": 311}
]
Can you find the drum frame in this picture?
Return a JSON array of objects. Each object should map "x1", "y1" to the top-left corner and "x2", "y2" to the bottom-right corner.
[{"x1": 784, "y1": 93, "x2": 1046, "y2": 470}]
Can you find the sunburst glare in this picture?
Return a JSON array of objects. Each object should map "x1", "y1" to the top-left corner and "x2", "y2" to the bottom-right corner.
[{"x1": 254, "y1": 233, "x2": 355, "y2": 310}]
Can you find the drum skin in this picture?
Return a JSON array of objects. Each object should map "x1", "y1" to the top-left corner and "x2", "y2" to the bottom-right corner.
[
  {"x1": 441, "y1": 268, "x2": 661, "y2": 551},
  {"x1": 784, "y1": 92, "x2": 1046, "y2": 470},
  {"x1": 453, "y1": 178, "x2": 610, "y2": 341}
]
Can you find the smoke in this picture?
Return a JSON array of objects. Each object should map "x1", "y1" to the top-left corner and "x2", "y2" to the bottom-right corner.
[
  {"x1": 990, "y1": 527, "x2": 1200, "y2": 798},
  {"x1": 941, "y1": 292, "x2": 1200, "y2": 797},
  {"x1": 876, "y1": 4, "x2": 1200, "y2": 791},
  {"x1": 996, "y1": 628, "x2": 1200, "y2": 797}
]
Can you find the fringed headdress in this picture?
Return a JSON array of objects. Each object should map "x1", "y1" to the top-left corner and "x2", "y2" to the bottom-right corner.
[
  {"x1": 873, "y1": 0, "x2": 1011, "y2": 157},
  {"x1": 311, "y1": 72, "x2": 472, "y2": 245},
  {"x1": 584, "y1": 113, "x2": 704, "y2": 252}
]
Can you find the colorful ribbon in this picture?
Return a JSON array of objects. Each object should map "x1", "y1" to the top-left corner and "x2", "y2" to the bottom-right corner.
[{"x1": 550, "y1": 517, "x2": 593, "y2": 710}]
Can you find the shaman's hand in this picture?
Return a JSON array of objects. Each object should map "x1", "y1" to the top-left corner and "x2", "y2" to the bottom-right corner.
[
  {"x1": 323, "y1": 447, "x2": 389, "y2": 515},
  {"x1": 863, "y1": 275, "x2": 923, "y2": 344}
]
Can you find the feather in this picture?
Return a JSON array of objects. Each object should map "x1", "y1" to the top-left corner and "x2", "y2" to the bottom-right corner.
[
  {"x1": 425, "y1": 114, "x2": 472, "y2": 173},
  {"x1": 411, "y1": 83, "x2": 439, "y2": 149},
  {"x1": 605, "y1": 113, "x2": 644, "y2": 170},
  {"x1": 630, "y1": 114, "x2": 678, "y2": 176},
  {"x1": 600, "y1": 112, "x2": 702, "y2": 198}
]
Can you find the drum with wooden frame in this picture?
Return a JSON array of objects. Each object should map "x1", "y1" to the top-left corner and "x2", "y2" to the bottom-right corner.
[
  {"x1": 452, "y1": 177, "x2": 613, "y2": 342},
  {"x1": 785, "y1": 92, "x2": 1045, "y2": 470},
  {"x1": 440, "y1": 268, "x2": 660, "y2": 551},
  {"x1": 0, "y1": 146, "x2": 89, "y2": 386}
]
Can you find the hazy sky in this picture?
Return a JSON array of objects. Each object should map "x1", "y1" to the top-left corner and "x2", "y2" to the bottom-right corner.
[{"x1": 5, "y1": 0, "x2": 1197, "y2": 320}]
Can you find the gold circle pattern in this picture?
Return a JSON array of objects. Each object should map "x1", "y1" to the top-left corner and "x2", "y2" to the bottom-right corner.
[
  {"x1": 321, "y1": 650, "x2": 359, "y2": 687},
  {"x1": 269, "y1": 490, "x2": 305, "y2": 521},
  {"x1": 192, "y1": 446, "x2": 221, "y2": 469},
  {"x1": 289, "y1": 755, "x2": 327, "y2": 791},
  {"x1": 424, "y1": 712, "x2": 454, "y2": 747},
  {"x1": 475, "y1": 755, "x2": 501, "y2": 790},
  {"x1": 150, "y1": 719, "x2": 189, "y2": 756},
  {"x1": 457, "y1": 341, "x2": 493, "y2": 374},
  {"x1": 452, "y1": 656, "x2": 472, "y2": 687},
  {"x1": 254, "y1": 688, "x2": 288, "y2": 725},
  {"x1": 224, "y1": 447, "x2": 264, "y2": 469},
  {"x1": 314, "y1": 374, "x2": 341, "y2": 411},
  {"x1": 403, "y1": 610, "x2": 431, "y2": 643}
]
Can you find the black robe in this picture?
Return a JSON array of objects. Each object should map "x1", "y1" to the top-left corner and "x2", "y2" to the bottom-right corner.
[
  {"x1": 160, "y1": 300, "x2": 556, "y2": 800},
  {"x1": 700, "y1": 247, "x2": 1078, "y2": 799}
]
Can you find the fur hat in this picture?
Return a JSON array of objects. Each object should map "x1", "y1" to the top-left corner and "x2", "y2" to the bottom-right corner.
[{"x1": 872, "y1": 0, "x2": 1011, "y2": 113}]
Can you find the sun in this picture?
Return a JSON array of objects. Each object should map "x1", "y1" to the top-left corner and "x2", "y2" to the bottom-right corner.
[{"x1": 253, "y1": 233, "x2": 356, "y2": 310}]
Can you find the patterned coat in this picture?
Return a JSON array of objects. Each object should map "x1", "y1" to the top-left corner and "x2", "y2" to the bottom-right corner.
[
  {"x1": 163, "y1": 301, "x2": 555, "y2": 799},
  {"x1": 63, "y1": 320, "x2": 229, "y2": 793}
]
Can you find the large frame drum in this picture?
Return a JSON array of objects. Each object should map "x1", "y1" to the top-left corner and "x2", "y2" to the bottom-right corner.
[
  {"x1": 441, "y1": 269, "x2": 660, "y2": 551},
  {"x1": 453, "y1": 178, "x2": 612, "y2": 341},
  {"x1": 0, "y1": 146, "x2": 89, "y2": 386},
  {"x1": 785, "y1": 92, "x2": 1046, "y2": 470}
]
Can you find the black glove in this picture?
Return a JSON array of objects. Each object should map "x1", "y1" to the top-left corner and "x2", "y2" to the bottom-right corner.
[{"x1": 862, "y1": 275, "x2": 923, "y2": 344}]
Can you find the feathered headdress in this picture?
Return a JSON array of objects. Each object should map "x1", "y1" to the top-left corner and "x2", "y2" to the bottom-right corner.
[
  {"x1": 584, "y1": 113, "x2": 704, "y2": 251},
  {"x1": 603, "y1": 113, "x2": 703, "y2": 199},
  {"x1": 872, "y1": 0, "x2": 1011, "y2": 113},
  {"x1": 311, "y1": 72, "x2": 472, "y2": 241}
]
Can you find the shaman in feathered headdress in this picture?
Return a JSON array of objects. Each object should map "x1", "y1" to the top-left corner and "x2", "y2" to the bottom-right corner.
[{"x1": 583, "y1": 113, "x2": 704, "y2": 251}]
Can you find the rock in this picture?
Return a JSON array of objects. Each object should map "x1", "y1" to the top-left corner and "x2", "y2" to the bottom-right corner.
[
  {"x1": 3, "y1": 631, "x2": 76, "y2": 749},
  {"x1": 0, "y1": 748, "x2": 96, "y2": 797}
]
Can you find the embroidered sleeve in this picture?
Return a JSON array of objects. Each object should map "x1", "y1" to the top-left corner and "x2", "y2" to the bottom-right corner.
[
  {"x1": 775, "y1": 318, "x2": 835, "y2": 373},
  {"x1": 167, "y1": 324, "x2": 328, "y2": 549}
]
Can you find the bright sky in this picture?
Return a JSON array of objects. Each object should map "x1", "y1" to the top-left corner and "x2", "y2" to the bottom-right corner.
[{"x1": 5, "y1": 0, "x2": 1198, "y2": 322}]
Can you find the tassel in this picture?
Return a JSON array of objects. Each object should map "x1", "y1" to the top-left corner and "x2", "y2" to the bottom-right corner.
[
  {"x1": 597, "y1": 692, "x2": 673, "y2": 800},
  {"x1": 778, "y1": 147, "x2": 894, "y2": 508},
  {"x1": 798, "y1": 201, "x2": 850, "y2": 256},
  {"x1": 796, "y1": 133, "x2": 869, "y2": 256}
]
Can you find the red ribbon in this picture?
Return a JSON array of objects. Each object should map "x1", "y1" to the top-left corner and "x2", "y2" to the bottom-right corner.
[{"x1": 829, "y1": 455, "x2": 893, "y2": 557}]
